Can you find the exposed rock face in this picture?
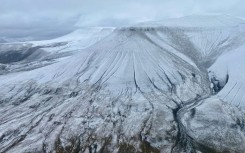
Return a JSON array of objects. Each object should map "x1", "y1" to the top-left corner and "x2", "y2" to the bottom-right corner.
[
  {"x1": 0, "y1": 16, "x2": 245, "y2": 153},
  {"x1": 181, "y1": 98, "x2": 245, "y2": 153}
]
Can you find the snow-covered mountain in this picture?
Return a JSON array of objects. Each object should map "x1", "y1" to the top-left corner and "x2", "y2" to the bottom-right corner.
[
  {"x1": 209, "y1": 44, "x2": 245, "y2": 106},
  {"x1": 0, "y1": 27, "x2": 114, "y2": 75},
  {"x1": 139, "y1": 14, "x2": 245, "y2": 27},
  {"x1": 0, "y1": 15, "x2": 245, "y2": 153}
]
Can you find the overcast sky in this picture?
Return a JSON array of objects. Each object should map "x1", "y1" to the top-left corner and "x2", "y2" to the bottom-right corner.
[{"x1": 1, "y1": 0, "x2": 245, "y2": 41}]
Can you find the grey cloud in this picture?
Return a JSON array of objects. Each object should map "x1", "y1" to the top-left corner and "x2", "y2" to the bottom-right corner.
[{"x1": 0, "y1": 0, "x2": 244, "y2": 41}]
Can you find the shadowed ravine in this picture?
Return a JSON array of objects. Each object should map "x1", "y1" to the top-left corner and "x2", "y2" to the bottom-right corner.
[{"x1": 172, "y1": 94, "x2": 211, "y2": 153}]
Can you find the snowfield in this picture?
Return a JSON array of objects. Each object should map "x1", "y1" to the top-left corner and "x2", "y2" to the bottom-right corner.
[{"x1": 0, "y1": 15, "x2": 245, "y2": 153}]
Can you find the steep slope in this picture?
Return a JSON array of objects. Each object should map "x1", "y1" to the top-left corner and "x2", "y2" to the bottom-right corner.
[
  {"x1": 0, "y1": 28, "x2": 209, "y2": 153},
  {"x1": 0, "y1": 27, "x2": 114, "y2": 75},
  {"x1": 30, "y1": 27, "x2": 115, "y2": 53},
  {"x1": 0, "y1": 15, "x2": 245, "y2": 153},
  {"x1": 209, "y1": 44, "x2": 245, "y2": 107},
  {"x1": 141, "y1": 15, "x2": 245, "y2": 68}
]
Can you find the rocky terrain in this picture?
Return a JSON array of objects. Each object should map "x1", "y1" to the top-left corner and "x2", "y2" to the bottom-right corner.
[{"x1": 0, "y1": 15, "x2": 245, "y2": 153}]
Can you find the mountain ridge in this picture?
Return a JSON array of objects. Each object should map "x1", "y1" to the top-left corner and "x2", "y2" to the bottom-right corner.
[{"x1": 0, "y1": 15, "x2": 245, "y2": 153}]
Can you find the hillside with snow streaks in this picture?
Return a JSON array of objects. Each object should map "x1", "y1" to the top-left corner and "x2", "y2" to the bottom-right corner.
[
  {"x1": 209, "y1": 44, "x2": 245, "y2": 107},
  {"x1": 0, "y1": 15, "x2": 245, "y2": 153},
  {"x1": 0, "y1": 28, "x2": 114, "y2": 75}
]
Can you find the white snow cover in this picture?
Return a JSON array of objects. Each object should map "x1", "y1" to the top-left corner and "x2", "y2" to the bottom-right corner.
[
  {"x1": 30, "y1": 27, "x2": 115, "y2": 53},
  {"x1": 209, "y1": 44, "x2": 245, "y2": 107},
  {"x1": 18, "y1": 27, "x2": 113, "y2": 56},
  {"x1": 0, "y1": 15, "x2": 245, "y2": 153},
  {"x1": 139, "y1": 14, "x2": 245, "y2": 28}
]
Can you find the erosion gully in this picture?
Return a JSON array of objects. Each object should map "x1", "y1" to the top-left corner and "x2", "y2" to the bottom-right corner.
[{"x1": 171, "y1": 70, "x2": 220, "y2": 152}]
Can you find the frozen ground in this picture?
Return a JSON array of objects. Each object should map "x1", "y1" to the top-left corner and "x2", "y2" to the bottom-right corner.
[{"x1": 0, "y1": 15, "x2": 245, "y2": 153}]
